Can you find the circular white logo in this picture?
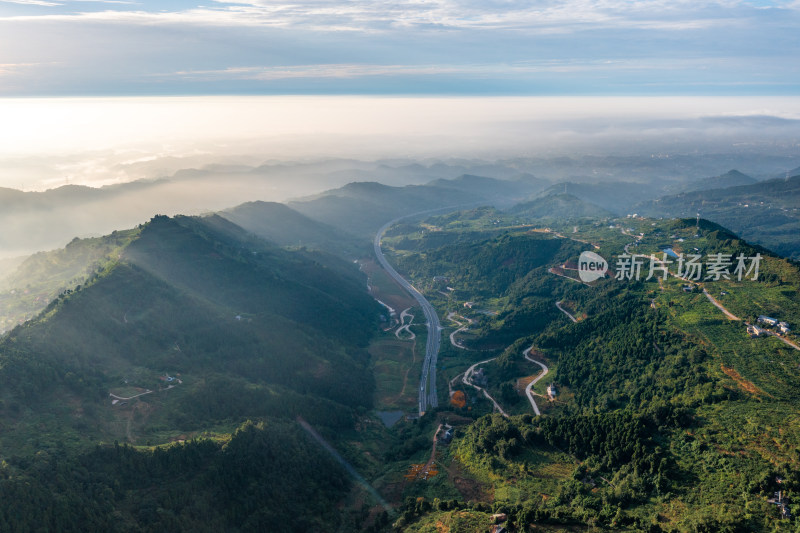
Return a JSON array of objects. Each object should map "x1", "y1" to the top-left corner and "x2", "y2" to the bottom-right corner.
[{"x1": 578, "y1": 251, "x2": 608, "y2": 282}]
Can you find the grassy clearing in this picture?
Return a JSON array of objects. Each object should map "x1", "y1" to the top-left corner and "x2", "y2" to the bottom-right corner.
[
  {"x1": 361, "y1": 258, "x2": 417, "y2": 313},
  {"x1": 370, "y1": 334, "x2": 423, "y2": 411}
]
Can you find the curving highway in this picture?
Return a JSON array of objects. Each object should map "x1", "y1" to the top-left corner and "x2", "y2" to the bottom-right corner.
[{"x1": 375, "y1": 216, "x2": 443, "y2": 416}]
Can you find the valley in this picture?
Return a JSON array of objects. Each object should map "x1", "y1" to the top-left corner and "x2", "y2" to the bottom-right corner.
[{"x1": 1, "y1": 172, "x2": 800, "y2": 531}]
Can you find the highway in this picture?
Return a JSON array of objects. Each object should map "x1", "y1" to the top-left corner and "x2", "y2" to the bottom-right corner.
[{"x1": 374, "y1": 216, "x2": 443, "y2": 416}]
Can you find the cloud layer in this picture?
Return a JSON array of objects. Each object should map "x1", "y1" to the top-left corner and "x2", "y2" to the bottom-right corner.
[{"x1": 0, "y1": 0, "x2": 798, "y2": 95}]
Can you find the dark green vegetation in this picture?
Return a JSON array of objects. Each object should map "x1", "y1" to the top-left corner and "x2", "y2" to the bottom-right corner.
[
  {"x1": 0, "y1": 228, "x2": 140, "y2": 333},
  {"x1": 3, "y1": 172, "x2": 800, "y2": 532},
  {"x1": 0, "y1": 211, "x2": 387, "y2": 531},
  {"x1": 639, "y1": 174, "x2": 800, "y2": 259},
  {"x1": 0, "y1": 213, "x2": 381, "y2": 453},
  {"x1": 0, "y1": 421, "x2": 352, "y2": 533},
  {"x1": 376, "y1": 210, "x2": 800, "y2": 532},
  {"x1": 388, "y1": 225, "x2": 585, "y2": 347}
]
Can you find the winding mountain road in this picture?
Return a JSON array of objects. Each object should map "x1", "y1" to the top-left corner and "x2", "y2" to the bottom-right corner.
[
  {"x1": 555, "y1": 300, "x2": 578, "y2": 323},
  {"x1": 523, "y1": 346, "x2": 549, "y2": 416},
  {"x1": 395, "y1": 308, "x2": 416, "y2": 340},
  {"x1": 461, "y1": 357, "x2": 508, "y2": 417},
  {"x1": 447, "y1": 312, "x2": 472, "y2": 349}
]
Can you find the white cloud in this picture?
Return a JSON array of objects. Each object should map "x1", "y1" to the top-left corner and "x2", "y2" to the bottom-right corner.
[
  {"x1": 166, "y1": 58, "x2": 726, "y2": 82},
  {"x1": 0, "y1": 62, "x2": 44, "y2": 75},
  {"x1": 1, "y1": 0, "x2": 794, "y2": 32},
  {"x1": 0, "y1": 0, "x2": 62, "y2": 5},
  {"x1": 0, "y1": 0, "x2": 797, "y2": 96}
]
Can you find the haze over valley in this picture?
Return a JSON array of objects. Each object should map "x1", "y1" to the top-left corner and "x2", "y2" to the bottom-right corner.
[{"x1": 3, "y1": 0, "x2": 800, "y2": 530}]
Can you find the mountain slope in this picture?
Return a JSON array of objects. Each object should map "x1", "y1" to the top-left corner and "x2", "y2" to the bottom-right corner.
[
  {"x1": 639, "y1": 174, "x2": 800, "y2": 259},
  {"x1": 508, "y1": 192, "x2": 613, "y2": 220},
  {"x1": 289, "y1": 175, "x2": 547, "y2": 237},
  {"x1": 0, "y1": 214, "x2": 380, "y2": 455},
  {"x1": 220, "y1": 200, "x2": 365, "y2": 256},
  {"x1": 0, "y1": 228, "x2": 140, "y2": 333},
  {"x1": 526, "y1": 181, "x2": 662, "y2": 214},
  {"x1": 685, "y1": 169, "x2": 757, "y2": 192}
]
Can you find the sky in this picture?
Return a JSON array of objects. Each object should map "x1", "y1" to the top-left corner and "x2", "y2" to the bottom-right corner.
[
  {"x1": 1, "y1": 1, "x2": 800, "y2": 192},
  {"x1": 1, "y1": 0, "x2": 799, "y2": 96},
  {"x1": 1, "y1": 95, "x2": 799, "y2": 191}
]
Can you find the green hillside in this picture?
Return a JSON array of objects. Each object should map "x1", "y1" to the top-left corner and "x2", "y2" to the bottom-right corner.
[
  {"x1": 684, "y1": 169, "x2": 758, "y2": 192},
  {"x1": 640, "y1": 174, "x2": 800, "y2": 259},
  {"x1": 289, "y1": 175, "x2": 546, "y2": 238},
  {"x1": 220, "y1": 200, "x2": 366, "y2": 257},
  {"x1": 375, "y1": 210, "x2": 800, "y2": 532},
  {"x1": 531, "y1": 182, "x2": 659, "y2": 215},
  {"x1": 0, "y1": 421, "x2": 352, "y2": 532},
  {"x1": 0, "y1": 214, "x2": 380, "y2": 457},
  {"x1": 508, "y1": 192, "x2": 614, "y2": 221},
  {"x1": 4, "y1": 193, "x2": 800, "y2": 532},
  {"x1": 0, "y1": 228, "x2": 140, "y2": 333}
]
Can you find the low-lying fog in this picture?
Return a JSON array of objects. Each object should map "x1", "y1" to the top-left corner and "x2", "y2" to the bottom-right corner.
[{"x1": 1, "y1": 95, "x2": 799, "y2": 261}]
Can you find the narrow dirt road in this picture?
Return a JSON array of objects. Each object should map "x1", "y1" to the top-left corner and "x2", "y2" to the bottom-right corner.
[
  {"x1": 461, "y1": 358, "x2": 508, "y2": 417},
  {"x1": 447, "y1": 312, "x2": 472, "y2": 349},
  {"x1": 523, "y1": 346, "x2": 549, "y2": 416},
  {"x1": 555, "y1": 301, "x2": 578, "y2": 323},
  {"x1": 395, "y1": 307, "x2": 416, "y2": 339}
]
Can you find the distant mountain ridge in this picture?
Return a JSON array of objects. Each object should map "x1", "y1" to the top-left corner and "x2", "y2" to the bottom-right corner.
[
  {"x1": 220, "y1": 200, "x2": 365, "y2": 257},
  {"x1": 289, "y1": 174, "x2": 548, "y2": 237},
  {"x1": 508, "y1": 192, "x2": 614, "y2": 220},
  {"x1": 638, "y1": 174, "x2": 800, "y2": 259},
  {"x1": 684, "y1": 169, "x2": 757, "y2": 192}
]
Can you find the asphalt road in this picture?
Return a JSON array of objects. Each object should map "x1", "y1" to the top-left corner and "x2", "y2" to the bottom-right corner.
[
  {"x1": 523, "y1": 346, "x2": 549, "y2": 416},
  {"x1": 374, "y1": 216, "x2": 443, "y2": 416}
]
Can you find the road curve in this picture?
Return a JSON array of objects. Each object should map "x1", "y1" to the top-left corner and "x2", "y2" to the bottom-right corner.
[
  {"x1": 523, "y1": 346, "x2": 549, "y2": 416},
  {"x1": 447, "y1": 312, "x2": 471, "y2": 349},
  {"x1": 395, "y1": 308, "x2": 416, "y2": 340},
  {"x1": 461, "y1": 357, "x2": 508, "y2": 418},
  {"x1": 555, "y1": 300, "x2": 578, "y2": 323},
  {"x1": 375, "y1": 213, "x2": 446, "y2": 416}
]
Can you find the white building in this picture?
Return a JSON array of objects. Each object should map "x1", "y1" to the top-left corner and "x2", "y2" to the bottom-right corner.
[
  {"x1": 547, "y1": 383, "x2": 557, "y2": 398},
  {"x1": 758, "y1": 316, "x2": 778, "y2": 327}
]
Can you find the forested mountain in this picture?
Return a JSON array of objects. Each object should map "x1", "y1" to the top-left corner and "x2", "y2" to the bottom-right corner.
[
  {"x1": 381, "y1": 213, "x2": 800, "y2": 531},
  {"x1": 683, "y1": 169, "x2": 758, "y2": 192},
  {"x1": 426, "y1": 174, "x2": 549, "y2": 205},
  {"x1": 0, "y1": 207, "x2": 396, "y2": 532},
  {"x1": 220, "y1": 200, "x2": 365, "y2": 257},
  {"x1": 528, "y1": 182, "x2": 659, "y2": 215},
  {"x1": 0, "y1": 213, "x2": 380, "y2": 456},
  {"x1": 289, "y1": 175, "x2": 547, "y2": 237},
  {"x1": 0, "y1": 421, "x2": 352, "y2": 532},
  {"x1": 639, "y1": 174, "x2": 800, "y2": 259},
  {"x1": 3, "y1": 180, "x2": 800, "y2": 532},
  {"x1": 0, "y1": 228, "x2": 139, "y2": 333},
  {"x1": 508, "y1": 192, "x2": 613, "y2": 221}
]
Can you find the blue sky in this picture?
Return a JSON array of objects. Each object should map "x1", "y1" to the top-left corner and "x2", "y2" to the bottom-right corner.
[{"x1": 0, "y1": 0, "x2": 799, "y2": 95}]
